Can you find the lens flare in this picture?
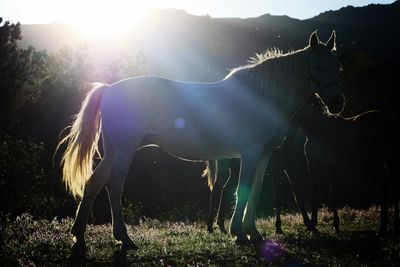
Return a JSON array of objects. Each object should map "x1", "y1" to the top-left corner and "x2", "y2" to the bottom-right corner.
[{"x1": 258, "y1": 239, "x2": 285, "y2": 263}]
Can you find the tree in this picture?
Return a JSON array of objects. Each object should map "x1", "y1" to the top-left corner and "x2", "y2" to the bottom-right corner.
[{"x1": 0, "y1": 18, "x2": 46, "y2": 129}]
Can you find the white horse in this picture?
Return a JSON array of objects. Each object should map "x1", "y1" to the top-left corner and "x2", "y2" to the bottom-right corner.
[{"x1": 58, "y1": 31, "x2": 343, "y2": 251}]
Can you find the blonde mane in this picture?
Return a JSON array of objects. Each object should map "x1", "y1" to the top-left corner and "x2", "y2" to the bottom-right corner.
[{"x1": 225, "y1": 48, "x2": 299, "y2": 77}]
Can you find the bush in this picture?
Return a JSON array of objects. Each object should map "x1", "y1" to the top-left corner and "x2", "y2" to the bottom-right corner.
[{"x1": 0, "y1": 135, "x2": 60, "y2": 219}]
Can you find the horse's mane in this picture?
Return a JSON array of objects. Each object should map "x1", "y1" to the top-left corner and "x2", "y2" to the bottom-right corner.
[
  {"x1": 224, "y1": 48, "x2": 288, "y2": 79},
  {"x1": 224, "y1": 47, "x2": 308, "y2": 105},
  {"x1": 249, "y1": 48, "x2": 291, "y2": 65},
  {"x1": 225, "y1": 48, "x2": 286, "y2": 75}
]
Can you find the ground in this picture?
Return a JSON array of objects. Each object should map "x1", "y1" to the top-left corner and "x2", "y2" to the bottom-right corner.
[{"x1": 1, "y1": 206, "x2": 399, "y2": 266}]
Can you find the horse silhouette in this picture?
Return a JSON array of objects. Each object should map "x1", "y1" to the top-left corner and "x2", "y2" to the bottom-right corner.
[
  {"x1": 57, "y1": 31, "x2": 343, "y2": 251},
  {"x1": 298, "y1": 93, "x2": 399, "y2": 234},
  {"x1": 205, "y1": 93, "x2": 399, "y2": 235},
  {"x1": 203, "y1": 137, "x2": 311, "y2": 234}
]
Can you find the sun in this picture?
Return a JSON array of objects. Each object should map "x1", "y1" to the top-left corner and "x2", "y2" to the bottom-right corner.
[{"x1": 66, "y1": 0, "x2": 149, "y2": 39}]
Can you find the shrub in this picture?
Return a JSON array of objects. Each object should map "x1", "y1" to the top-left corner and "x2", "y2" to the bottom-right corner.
[{"x1": 0, "y1": 135, "x2": 60, "y2": 219}]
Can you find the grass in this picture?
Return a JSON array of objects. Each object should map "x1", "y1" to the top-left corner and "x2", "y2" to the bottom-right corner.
[{"x1": 1, "y1": 206, "x2": 399, "y2": 266}]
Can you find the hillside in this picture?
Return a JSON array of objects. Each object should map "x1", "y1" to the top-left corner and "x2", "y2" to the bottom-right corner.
[
  {"x1": 18, "y1": 1, "x2": 400, "y2": 82},
  {"x1": 306, "y1": 1, "x2": 400, "y2": 60}
]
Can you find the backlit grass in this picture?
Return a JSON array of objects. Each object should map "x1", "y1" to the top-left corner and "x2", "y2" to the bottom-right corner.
[{"x1": 1, "y1": 206, "x2": 399, "y2": 266}]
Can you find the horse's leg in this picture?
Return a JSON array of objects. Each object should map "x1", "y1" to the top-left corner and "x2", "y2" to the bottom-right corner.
[
  {"x1": 105, "y1": 151, "x2": 136, "y2": 251},
  {"x1": 379, "y1": 179, "x2": 389, "y2": 235},
  {"x1": 305, "y1": 141, "x2": 319, "y2": 233},
  {"x1": 217, "y1": 162, "x2": 236, "y2": 234},
  {"x1": 230, "y1": 149, "x2": 263, "y2": 244},
  {"x1": 275, "y1": 206, "x2": 283, "y2": 234},
  {"x1": 207, "y1": 177, "x2": 223, "y2": 233},
  {"x1": 385, "y1": 161, "x2": 399, "y2": 235},
  {"x1": 331, "y1": 205, "x2": 340, "y2": 234},
  {"x1": 291, "y1": 173, "x2": 312, "y2": 231},
  {"x1": 267, "y1": 150, "x2": 284, "y2": 234},
  {"x1": 243, "y1": 152, "x2": 271, "y2": 243},
  {"x1": 218, "y1": 177, "x2": 239, "y2": 234},
  {"x1": 216, "y1": 159, "x2": 240, "y2": 234},
  {"x1": 370, "y1": 162, "x2": 390, "y2": 234},
  {"x1": 272, "y1": 172, "x2": 283, "y2": 234},
  {"x1": 291, "y1": 181, "x2": 312, "y2": 231},
  {"x1": 205, "y1": 161, "x2": 216, "y2": 233},
  {"x1": 328, "y1": 172, "x2": 340, "y2": 234},
  {"x1": 309, "y1": 167, "x2": 320, "y2": 233},
  {"x1": 70, "y1": 150, "x2": 114, "y2": 251},
  {"x1": 391, "y1": 162, "x2": 400, "y2": 234},
  {"x1": 395, "y1": 199, "x2": 399, "y2": 235},
  {"x1": 394, "y1": 186, "x2": 399, "y2": 235},
  {"x1": 379, "y1": 192, "x2": 389, "y2": 235},
  {"x1": 214, "y1": 159, "x2": 231, "y2": 234},
  {"x1": 286, "y1": 157, "x2": 312, "y2": 231}
]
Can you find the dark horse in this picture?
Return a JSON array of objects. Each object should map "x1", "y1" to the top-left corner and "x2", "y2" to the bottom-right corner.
[
  {"x1": 203, "y1": 94, "x2": 318, "y2": 234},
  {"x1": 203, "y1": 137, "x2": 312, "y2": 234},
  {"x1": 296, "y1": 93, "x2": 399, "y2": 234},
  {"x1": 205, "y1": 93, "x2": 399, "y2": 235},
  {"x1": 203, "y1": 159, "x2": 240, "y2": 233}
]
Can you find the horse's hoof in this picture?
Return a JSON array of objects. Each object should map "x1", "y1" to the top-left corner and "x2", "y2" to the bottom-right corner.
[
  {"x1": 121, "y1": 239, "x2": 138, "y2": 251},
  {"x1": 219, "y1": 226, "x2": 228, "y2": 235},
  {"x1": 310, "y1": 219, "x2": 318, "y2": 229},
  {"x1": 250, "y1": 235, "x2": 264, "y2": 245},
  {"x1": 230, "y1": 228, "x2": 239, "y2": 237},
  {"x1": 207, "y1": 227, "x2": 214, "y2": 234},
  {"x1": 378, "y1": 230, "x2": 387, "y2": 237},
  {"x1": 71, "y1": 239, "x2": 87, "y2": 256},
  {"x1": 310, "y1": 228, "x2": 320, "y2": 235},
  {"x1": 70, "y1": 224, "x2": 83, "y2": 238},
  {"x1": 70, "y1": 242, "x2": 86, "y2": 266},
  {"x1": 235, "y1": 237, "x2": 251, "y2": 246}
]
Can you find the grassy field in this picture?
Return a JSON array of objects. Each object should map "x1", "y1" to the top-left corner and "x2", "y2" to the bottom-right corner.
[{"x1": 1, "y1": 206, "x2": 399, "y2": 266}]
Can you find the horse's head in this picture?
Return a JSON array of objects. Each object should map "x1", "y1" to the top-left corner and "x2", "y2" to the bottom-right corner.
[{"x1": 307, "y1": 30, "x2": 344, "y2": 114}]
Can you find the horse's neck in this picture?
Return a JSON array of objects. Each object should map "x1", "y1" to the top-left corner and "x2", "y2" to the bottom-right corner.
[
  {"x1": 300, "y1": 104, "x2": 348, "y2": 140},
  {"x1": 259, "y1": 51, "x2": 310, "y2": 118}
]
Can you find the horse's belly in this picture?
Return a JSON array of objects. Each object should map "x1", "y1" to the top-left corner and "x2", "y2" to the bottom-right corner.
[
  {"x1": 163, "y1": 148, "x2": 240, "y2": 162},
  {"x1": 140, "y1": 133, "x2": 240, "y2": 161}
]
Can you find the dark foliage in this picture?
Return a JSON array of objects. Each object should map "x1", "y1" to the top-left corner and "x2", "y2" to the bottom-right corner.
[{"x1": 0, "y1": 135, "x2": 61, "y2": 218}]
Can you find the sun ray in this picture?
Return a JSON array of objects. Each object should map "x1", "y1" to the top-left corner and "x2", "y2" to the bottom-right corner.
[{"x1": 65, "y1": 0, "x2": 149, "y2": 40}]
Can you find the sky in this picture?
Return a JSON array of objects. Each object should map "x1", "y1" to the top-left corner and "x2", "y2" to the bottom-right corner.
[
  {"x1": 0, "y1": 0, "x2": 395, "y2": 38},
  {"x1": 0, "y1": 0, "x2": 395, "y2": 24}
]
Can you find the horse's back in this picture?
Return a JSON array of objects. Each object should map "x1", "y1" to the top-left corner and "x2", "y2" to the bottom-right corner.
[
  {"x1": 334, "y1": 110, "x2": 396, "y2": 174},
  {"x1": 100, "y1": 76, "x2": 243, "y2": 160},
  {"x1": 351, "y1": 110, "x2": 398, "y2": 155},
  {"x1": 100, "y1": 75, "x2": 291, "y2": 161}
]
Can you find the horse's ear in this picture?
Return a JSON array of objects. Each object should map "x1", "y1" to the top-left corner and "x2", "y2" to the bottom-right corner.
[
  {"x1": 309, "y1": 31, "x2": 319, "y2": 48},
  {"x1": 326, "y1": 30, "x2": 336, "y2": 51}
]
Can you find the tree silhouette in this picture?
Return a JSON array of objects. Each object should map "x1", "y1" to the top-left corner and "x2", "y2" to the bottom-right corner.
[{"x1": 0, "y1": 19, "x2": 47, "y2": 129}]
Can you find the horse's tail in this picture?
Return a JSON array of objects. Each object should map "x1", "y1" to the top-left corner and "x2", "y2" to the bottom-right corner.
[
  {"x1": 202, "y1": 161, "x2": 217, "y2": 191},
  {"x1": 56, "y1": 83, "x2": 108, "y2": 199}
]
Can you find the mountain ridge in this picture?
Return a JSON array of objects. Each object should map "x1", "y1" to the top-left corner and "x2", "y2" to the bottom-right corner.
[{"x1": 15, "y1": 1, "x2": 400, "y2": 82}]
